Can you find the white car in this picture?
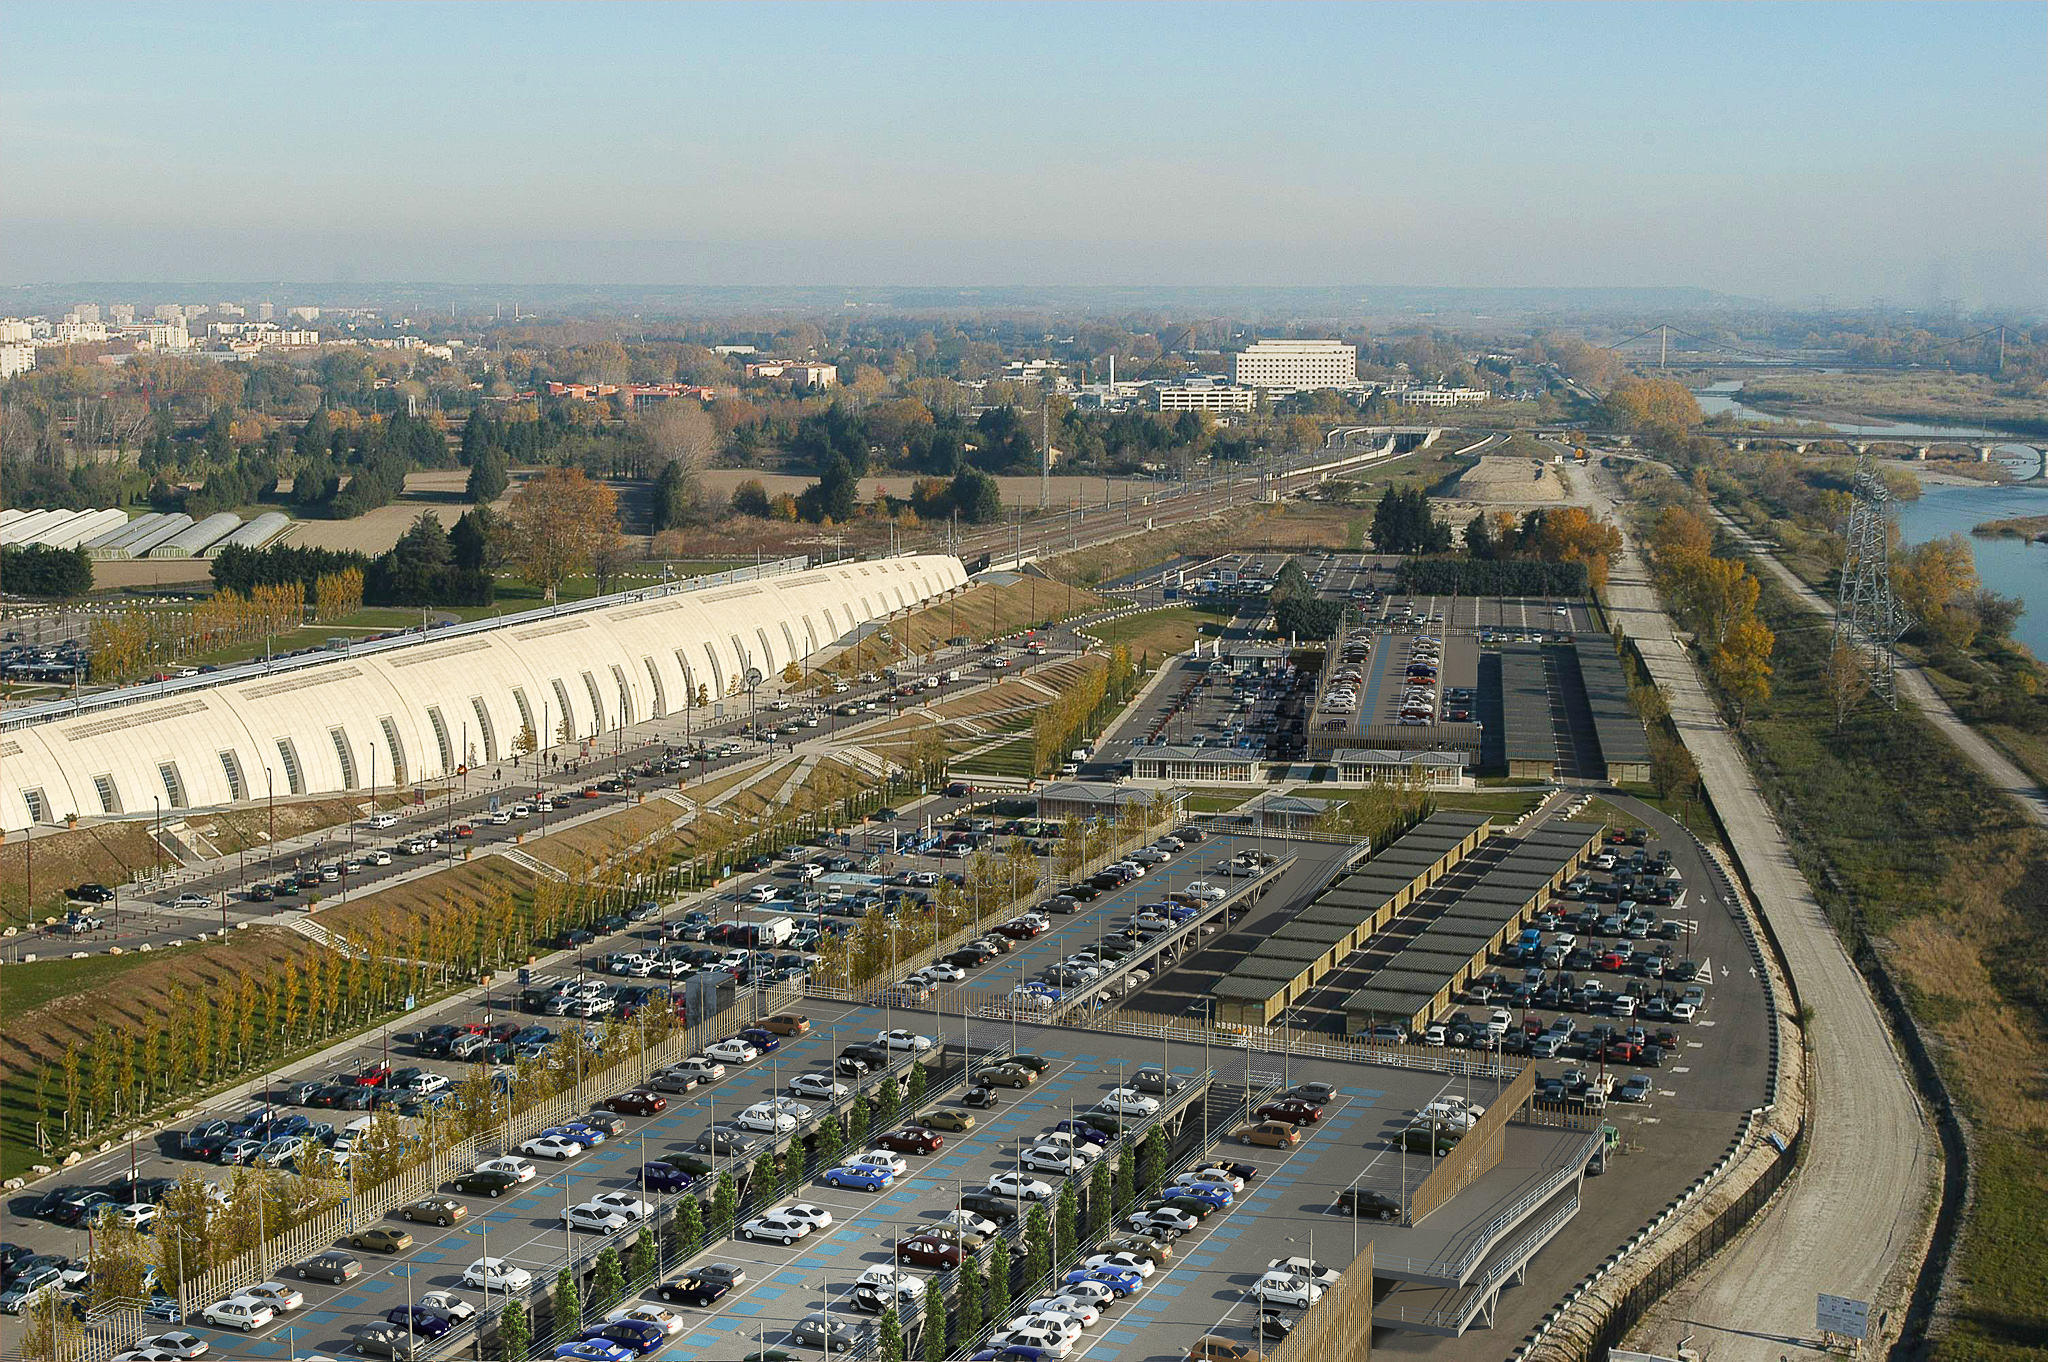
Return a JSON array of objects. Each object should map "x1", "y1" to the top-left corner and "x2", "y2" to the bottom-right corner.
[
  {"x1": 125, "y1": 1334, "x2": 209, "y2": 1360},
  {"x1": 876, "y1": 1029, "x2": 933, "y2": 1052},
  {"x1": 855, "y1": 1265, "x2": 926, "y2": 1298},
  {"x1": 475, "y1": 1156, "x2": 536, "y2": 1182},
  {"x1": 779, "y1": 1202, "x2": 836, "y2": 1231},
  {"x1": 406, "y1": 1072, "x2": 450, "y2": 1095},
  {"x1": 1020, "y1": 1146, "x2": 1089, "y2": 1176},
  {"x1": 201, "y1": 1298, "x2": 274, "y2": 1332},
  {"x1": 364, "y1": 849, "x2": 393, "y2": 866},
  {"x1": 1006, "y1": 1312, "x2": 1086, "y2": 1344},
  {"x1": 114, "y1": 1201, "x2": 158, "y2": 1230},
  {"x1": 735, "y1": 1105, "x2": 797, "y2": 1134},
  {"x1": 742, "y1": 1212, "x2": 814, "y2": 1245},
  {"x1": 747, "y1": 885, "x2": 778, "y2": 902},
  {"x1": 240, "y1": 1282, "x2": 304, "y2": 1312},
  {"x1": 607, "y1": 1302, "x2": 685, "y2": 1336},
  {"x1": 520, "y1": 1134, "x2": 583, "y2": 1160},
  {"x1": 706, "y1": 1038, "x2": 760, "y2": 1064},
  {"x1": 1182, "y1": 881, "x2": 1225, "y2": 902},
  {"x1": 991, "y1": 1325, "x2": 1075, "y2": 1357},
  {"x1": 1178, "y1": 1166, "x2": 1243, "y2": 1192},
  {"x1": 1098, "y1": 1090, "x2": 1161, "y2": 1117},
  {"x1": 1023, "y1": 1294, "x2": 1102, "y2": 1327},
  {"x1": 787, "y1": 1073, "x2": 849, "y2": 1100},
  {"x1": 463, "y1": 1258, "x2": 533, "y2": 1292},
  {"x1": 1419, "y1": 1100, "x2": 1479, "y2": 1131},
  {"x1": 986, "y1": 1171, "x2": 1056, "y2": 1201},
  {"x1": 848, "y1": 1149, "x2": 909, "y2": 1177},
  {"x1": 1670, "y1": 1002, "x2": 1697, "y2": 1023},
  {"x1": 1252, "y1": 1271, "x2": 1324, "y2": 1308},
  {"x1": 1083, "y1": 1251, "x2": 1155, "y2": 1279},
  {"x1": 1267, "y1": 1256, "x2": 1342, "y2": 1288},
  {"x1": 1036, "y1": 1132, "x2": 1102, "y2": 1162},
  {"x1": 418, "y1": 1290, "x2": 476, "y2": 1323},
  {"x1": 925, "y1": 962, "x2": 966, "y2": 982},
  {"x1": 591, "y1": 1192, "x2": 652, "y2": 1221},
  {"x1": 944, "y1": 1209, "x2": 1000, "y2": 1238},
  {"x1": 674, "y1": 1056, "x2": 726, "y2": 1082},
  {"x1": 564, "y1": 1202, "x2": 632, "y2": 1234},
  {"x1": 1054, "y1": 1279, "x2": 1117, "y2": 1311}
]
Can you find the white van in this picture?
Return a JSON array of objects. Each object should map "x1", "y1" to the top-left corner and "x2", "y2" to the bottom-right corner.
[
  {"x1": 759, "y1": 916, "x2": 797, "y2": 948},
  {"x1": 365, "y1": 813, "x2": 399, "y2": 830}
]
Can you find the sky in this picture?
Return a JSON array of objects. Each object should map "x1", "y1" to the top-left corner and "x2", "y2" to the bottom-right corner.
[{"x1": 3, "y1": 1, "x2": 2043, "y2": 306}]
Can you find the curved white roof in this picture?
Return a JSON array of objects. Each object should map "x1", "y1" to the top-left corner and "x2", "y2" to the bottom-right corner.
[
  {"x1": 205, "y1": 511, "x2": 292, "y2": 556},
  {"x1": 149, "y1": 511, "x2": 243, "y2": 558},
  {"x1": 0, "y1": 553, "x2": 966, "y2": 830}
]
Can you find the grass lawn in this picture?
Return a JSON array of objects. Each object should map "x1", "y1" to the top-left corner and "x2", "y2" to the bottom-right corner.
[
  {"x1": 1421, "y1": 789, "x2": 1549, "y2": 818},
  {"x1": 953, "y1": 737, "x2": 1039, "y2": 779},
  {"x1": 0, "y1": 821, "x2": 167, "y2": 929},
  {"x1": 1087, "y1": 606, "x2": 1211, "y2": 661},
  {"x1": 0, "y1": 951, "x2": 159, "y2": 1017}
]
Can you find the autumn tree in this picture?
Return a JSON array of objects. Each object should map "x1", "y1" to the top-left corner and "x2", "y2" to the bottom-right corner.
[
  {"x1": 503, "y1": 466, "x2": 619, "y2": 599},
  {"x1": 1604, "y1": 375, "x2": 1703, "y2": 446},
  {"x1": 1713, "y1": 616, "x2": 1776, "y2": 722},
  {"x1": 1826, "y1": 636, "x2": 1874, "y2": 731}
]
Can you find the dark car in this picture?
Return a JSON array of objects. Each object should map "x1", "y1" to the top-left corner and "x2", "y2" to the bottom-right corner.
[
  {"x1": 385, "y1": 1305, "x2": 454, "y2": 1340},
  {"x1": 604, "y1": 1090, "x2": 668, "y2": 1117},
  {"x1": 580, "y1": 1321, "x2": 666, "y2": 1356},
  {"x1": 73, "y1": 883, "x2": 116, "y2": 903},
  {"x1": 246, "y1": 882, "x2": 276, "y2": 902},
  {"x1": 354, "y1": 1323, "x2": 424, "y2": 1359},
  {"x1": 957, "y1": 1190, "x2": 1021, "y2": 1225},
  {"x1": 874, "y1": 1126, "x2": 944, "y2": 1155},
  {"x1": 1253, "y1": 1099, "x2": 1323, "y2": 1126},
  {"x1": 737, "y1": 1027, "x2": 781, "y2": 1054},
  {"x1": 454, "y1": 1169, "x2": 524, "y2": 1198},
  {"x1": 1337, "y1": 1187, "x2": 1402, "y2": 1220},
  {"x1": 634, "y1": 1160, "x2": 697, "y2": 1194},
  {"x1": 655, "y1": 1272, "x2": 731, "y2": 1307}
]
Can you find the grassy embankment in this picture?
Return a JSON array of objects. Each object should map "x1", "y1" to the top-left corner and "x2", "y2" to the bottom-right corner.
[
  {"x1": 1718, "y1": 560, "x2": 2048, "y2": 1357},
  {"x1": 1730, "y1": 372, "x2": 2048, "y2": 438},
  {"x1": 1973, "y1": 516, "x2": 2048, "y2": 541}
]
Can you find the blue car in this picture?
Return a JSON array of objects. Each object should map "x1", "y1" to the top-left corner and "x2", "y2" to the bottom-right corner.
[
  {"x1": 1052, "y1": 1118, "x2": 1112, "y2": 1148},
  {"x1": 386, "y1": 1305, "x2": 455, "y2": 1340},
  {"x1": 1167, "y1": 905, "x2": 1199, "y2": 923},
  {"x1": 822, "y1": 1164, "x2": 894, "y2": 1191},
  {"x1": 635, "y1": 1162, "x2": 696, "y2": 1194},
  {"x1": 553, "y1": 1122, "x2": 608, "y2": 1146},
  {"x1": 556, "y1": 1343, "x2": 633, "y2": 1362},
  {"x1": 1167, "y1": 1180, "x2": 1232, "y2": 1207},
  {"x1": 972, "y1": 1348, "x2": 1052, "y2": 1362},
  {"x1": 737, "y1": 1028, "x2": 781, "y2": 1054},
  {"x1": 1064, "y1": 1265, "x2": 1142, "y2": 1297},
  {"x1": 578, "y1": 1320, "x2": 665, "y2": 1357}
]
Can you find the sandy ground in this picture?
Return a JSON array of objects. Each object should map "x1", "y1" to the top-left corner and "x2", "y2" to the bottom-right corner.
[{"x1": 1449, "y1": 454, "x2": 1571, "y2": 505}]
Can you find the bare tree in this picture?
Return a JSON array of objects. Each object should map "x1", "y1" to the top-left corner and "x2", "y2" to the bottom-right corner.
[
  {"x1": 640, "y1": 401, "x2": 719, "y2": 479},
  {"x1": 1825, "y1": 636, "x2": 1872, "y2": 731}
]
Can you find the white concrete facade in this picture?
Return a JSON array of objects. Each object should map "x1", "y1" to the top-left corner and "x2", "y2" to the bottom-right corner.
[
  {"x1": 0, "y1": 554, "x2": 966, "y2": 831},
  {"x1": 1228, "y1": 340, "x2": 1357, "y2": 391}
]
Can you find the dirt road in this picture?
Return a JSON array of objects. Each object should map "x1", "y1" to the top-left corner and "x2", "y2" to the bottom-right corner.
[{"x1": 1576, "y1": 462, "x2": 1936, "y2": 1358}]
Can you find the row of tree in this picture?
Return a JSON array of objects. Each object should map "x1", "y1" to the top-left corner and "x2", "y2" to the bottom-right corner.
[
  {"x1": 0, "y1": 543, "x2": 91, "y2": 598},
  {"x1": 1270, "y1": 557, "x2": 1345, "y2": 641},
  {"x1": 1646, "y1": 505, "x2": 1776, "y2": 720}
]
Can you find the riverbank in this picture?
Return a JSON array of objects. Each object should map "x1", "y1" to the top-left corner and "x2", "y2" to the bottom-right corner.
[
  {"x1": 1972, "y1": 514, "x2": 2048, "y2": 542},
  {"x1": 1732, "y1": 373, "x2": 2048, "y2": 438}
]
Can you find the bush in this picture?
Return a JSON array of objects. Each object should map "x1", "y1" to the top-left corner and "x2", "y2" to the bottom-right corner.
[{"x1": 0, "y1": 544, "x2": 92, "y2": 598}]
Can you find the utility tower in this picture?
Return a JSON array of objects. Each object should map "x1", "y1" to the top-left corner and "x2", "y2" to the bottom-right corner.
[{"x1": 1833, "y1": 451, "x2": 1908, "y2": 708}]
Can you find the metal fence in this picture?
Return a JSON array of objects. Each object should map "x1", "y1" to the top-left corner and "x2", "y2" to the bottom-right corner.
[
  {"x1": 1410, "y1": 1063, "x2": 1535, "y2": 1223},
  {"x1": 1267, "y1": 1240, "x2": 1375, "y2": 1362}
]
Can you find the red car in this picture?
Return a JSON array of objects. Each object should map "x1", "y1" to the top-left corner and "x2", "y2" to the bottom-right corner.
[
  {"x1": 993, "y1": 921, "x2": 1039, "y2": 940},
  {"x1": 353, "y1": 1064, "x2": 392, "y2": 1088},
  {"x1": 896, "y1": 1235, "x2": 963, "y2": 1269},
  {"x1": 1599, "y1": 953, "x2": 1628, "y2": 972},
  {"x1": 604, "y1": 1090, "x2": 668, "y2": 1117},
  {"x1": 874, "y1": 1126, "x2": 944, "y2": 1155},
  {"x1": 1602, "y1": 1041, "x2": 1642, "y2": 1064},
  {"x1": 1522, "y1": 1016, "x2": 1546, "y2": 1037},
  {"x1": 1253, "y1": 1099, "x2": 1323, "y2": 1126}
]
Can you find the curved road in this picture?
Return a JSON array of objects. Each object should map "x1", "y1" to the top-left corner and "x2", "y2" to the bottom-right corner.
[{"x1": 1569, "y1": 458, "x2": 1935, "y2": 1358}]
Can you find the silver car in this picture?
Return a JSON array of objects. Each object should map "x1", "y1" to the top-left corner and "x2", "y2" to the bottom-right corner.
[{"x1": 792, "y1": 1312, "x2": 858, "y2": 1353}]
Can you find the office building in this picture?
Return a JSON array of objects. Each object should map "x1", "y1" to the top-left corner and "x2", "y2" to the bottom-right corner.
[
  {"x1": 1228, "y1": 339, "x2": 1358, "y2": 391},
  {"x1": 1154, "y1": 378, "x2": 1257, "y2": 413}
]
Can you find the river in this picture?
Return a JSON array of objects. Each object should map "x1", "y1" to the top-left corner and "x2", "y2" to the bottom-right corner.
[
  {"x1": 1895, "y1": 483, "x2": 2048, "y2": 664},
  {"x1": 1692, "y1": 382, "x2": 2048, "y2": 659}
]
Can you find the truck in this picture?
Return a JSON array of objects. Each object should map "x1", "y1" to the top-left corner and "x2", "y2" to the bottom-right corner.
[{"x1": 757, "y1": 916, "x2": 797, "y2": 948}]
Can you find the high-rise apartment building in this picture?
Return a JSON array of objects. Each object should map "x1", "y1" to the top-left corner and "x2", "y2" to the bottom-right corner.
[{"x1": 1228, "y1": 340, "x2": 1358, "y2": 391}]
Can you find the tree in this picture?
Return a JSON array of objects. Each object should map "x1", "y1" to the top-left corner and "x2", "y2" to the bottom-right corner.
[
  {"x1": 497, "y1": 1300, "x2": 531, "y2": 1361},
  {"x1": 1825, "y1": 637, "x2": 1873, "y2": 731},
  {"x1": 1648, "y1": 730, "x2": 1700, "y2": 801},
  {"x1": 588, "y1": 526, "x2": 633, "y2": 597},
  {"x1": 951, "y1": 468, "x2": 1003, "y2": 525},
  {"x1": 465, "y1": 443, "x2": 508, "y2": 503},
  {"x1": 732, "y1": 479, "x2": 772, "y2": 517},
  {"x1": 1113, "y1": 1146, "x2": 1136, "y2": 1211},
  {"x1": 848, "y1": 1094, "x2": 872, "y2": 1149},
  {"x1": 651, "y1": 460, "x2": 698, "y2": 533},
  {"x1": 1713, "y1": 616, "x2": 1776, "y2": 722},
  {"x1": 629, "y1": 1227, "x2": 657, "y2": 1286},
  {"x1": 1054, "y1": 1180, "x2": 1078, "y2": 1268},
  {"x1": 503, "y1": 466, "x2": 620, "y2": 598},
  {"x1": 879, "y1": 1305, "x2": 905, "y2": 1362},
  {"x1": 553, "y1": 1265, "x2": 581, "y2": 1332},
  {"x1": 1140, "y1": 1128, "x2": 1167, "y2": 1192},
  {"x1": 781, "y1": 660, "x2": 803, "y2": 685},
  {"x1": 1604, "y1": 375, "x2": 1703, "y2": 446},
  {"x1": 708, "y1": 1172, "x2": 739, "y2": 1240},
  {"x1": 907, "y1": 1060, "x2": 928, "y2": 1110},
  {"x1": 751, "y1": 1151, "x2": 779, "y2": 1202},
  {"x1": 923, "y1": 1282, "x2": 948, "y2": 1362},
  {"x1": 1023, "y1": 1202, "x2": 1051, "y2": 1285},
  {"x1": 643, "y1": 400, "x2": 719, "y2": 478},
  {"x1": 876, "y1": 1071, "x2": 901, "y2": 1125},
  {"x1": 1087, "y1": 1161, "x2": 1115, "y2": 1235},
  {"x1": 954, "y1": 1255, "x2": 984, "y2": 1343},
  {"x1": 18, "y1": 1291, "x2": 85, "y2": 1362},
  {"x1": 670, "y1": 1196, "x2": 704, "y2": 1261},
  {"x1": 987, "y1": 1238, "x2": 1012, "y2": 1321},
  {"x1": 589, "y1": 1246, "x2": 626, "y2": 1311}
]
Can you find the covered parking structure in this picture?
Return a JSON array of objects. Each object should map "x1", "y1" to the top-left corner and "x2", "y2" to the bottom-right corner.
[
  {"x1": 1499, "y1": 644, "x2": 1557, "y2": 778},
  {"x1": 1575, "y1": 640, "x2": 1653, "y2": 783},
  {"x1": 1207, "y1": 810, "x2": 1498, "y2": 1025},
  {"x1": 1339, "y1": 819, "x2": 1606, "y2": 1035}
]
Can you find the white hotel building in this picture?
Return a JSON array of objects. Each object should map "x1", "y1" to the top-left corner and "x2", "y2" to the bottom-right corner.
[{"x1": 1228, "y1": 340, "x2": 1358, "y2": 391}]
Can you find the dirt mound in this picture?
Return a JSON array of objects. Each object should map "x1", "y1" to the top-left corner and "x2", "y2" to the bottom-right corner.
[{"x1": 1452, "y1": 455, "x2": 1570, "y2": 504}]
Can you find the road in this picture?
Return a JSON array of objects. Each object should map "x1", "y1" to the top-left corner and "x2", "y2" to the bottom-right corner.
[
  {"x1": 1709, "y1": 508, "x2": 2048, "y2": 830},
  {"x1": 1570, "y1": 458, "x2": 1935, "y2": 1358}
]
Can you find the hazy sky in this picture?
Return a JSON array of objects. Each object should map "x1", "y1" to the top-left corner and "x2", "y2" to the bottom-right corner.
[{"x1": 4, "y1": 1, "x2": 2043, "y2": 305}]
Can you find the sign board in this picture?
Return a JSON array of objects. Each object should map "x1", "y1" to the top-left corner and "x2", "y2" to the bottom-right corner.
[
  {"x1": 1817, "y1": 1294, "x2": 1870, "y2": 1340},
  {"x1": 403, "y1": 994, "x2": 416, "y2": 1011}
]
